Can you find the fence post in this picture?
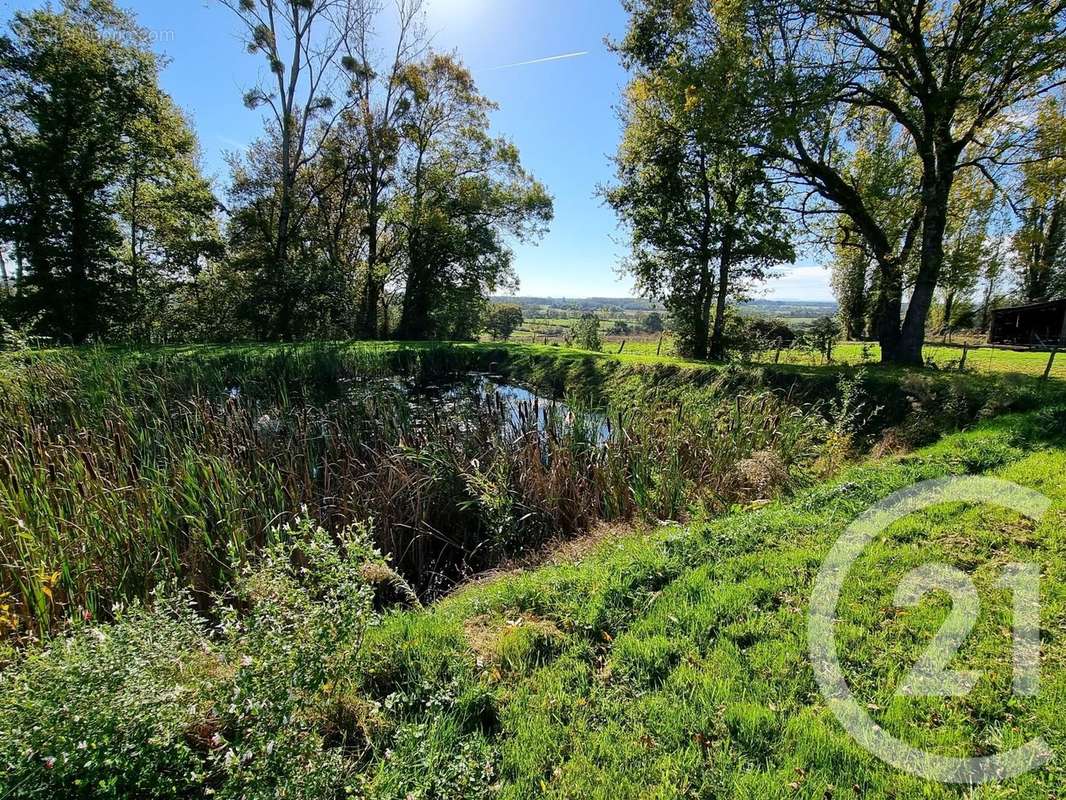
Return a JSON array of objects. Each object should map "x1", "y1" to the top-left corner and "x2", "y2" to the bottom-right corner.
[
  {"x1": 1044, "y1": 348, "x2": 1058, "y2": 381},
  {"x1": 656, "y1": 334, "x2": 664, "y2": 357},
  {"x1": 618, "y1": 340, "x2": 626, "y2": 355},
  {"x1": 960, "y1": 344, "x2": 969, "y2": 372}
]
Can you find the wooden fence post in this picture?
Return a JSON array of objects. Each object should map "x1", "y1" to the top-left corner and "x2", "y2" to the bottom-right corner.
[
  {"x1": 656, "y1": 334, "x2": 664, "y2": 357},
  {"x1": 960, "y1": 344, "x2": 969, "y2": 372},
  {"x1": 618, "y1": 340, "x2": 626, "y2": 355},
  {"x1": 1044, "y1": 348, "x2": 1058, "y2": 381}
]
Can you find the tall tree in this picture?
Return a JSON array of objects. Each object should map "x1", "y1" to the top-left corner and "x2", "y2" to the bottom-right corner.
[
  {"x1": 118, "y1": 97, "x2": 222, "y2": 339},
  {"x1": 0, "y1": 0, "x2": 212, "y2": 343},
  {"x1": 394, "y1": 55, "x2": 552, "y2": 340},
  {"x1": 220, "y1": 0, "x2": 358, "y2": 339},
  {"x1": 937, "y1": 171, "x2": 997, "y2": 333},
  {"x1": 343, "y1": 0, "x2": 425, "y2": 338},
  {"x1": 0, "y1": 0, "x2": 216, "y2": 341},
  {"x1": 620, "y1": 0, "x2": 1066, "y2": 364},
  {"x1": 1013, "y1": 98, "x2": 1066, "y2": 302},
  {"x1": 830, "y1": 228, "x2": 871, "y2": 340},
  {"x1": 610, "y1": 5, "x2": 792, "y2": 360}
]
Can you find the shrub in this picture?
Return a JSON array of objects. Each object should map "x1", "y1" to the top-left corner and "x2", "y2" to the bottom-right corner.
[
  {"x1": 804, "y1": 317, "x2": 843, "y2": 362},
  {"x1": 568, "y1": 313, "x2": 602, "y2": 351},
  {"x1": 0, "y1": 517, "x2": 383, "y2": 800}
]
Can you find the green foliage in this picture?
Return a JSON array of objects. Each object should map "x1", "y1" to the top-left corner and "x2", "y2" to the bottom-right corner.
[
  {"x1": 607, "y1": 5, "x2": 793, "y2": 360},
  {"x1": 568, "y1": 313, "x2": 603, "y2": 351},
  {"x1": 395, "y1": 54, "x2": 553, "y2": 341},
  {"x1": 0, "y1": 342, "x2": 1064, "y2": 797},
  {"x1": 484, "y1": 304, "x2": 524, "y2": 340},
  {"x1": 641, "y1": 312, "x2": 665, "y2": 334},
  {"x1": 0, "y1": 1, "x2": 219, "y2": 344},
  {"x1": 1013, "y1": 97, "x2": 1066, "y2": 302},
  {"x1": 0, "y1": 516, "x2": 380, "y2": 799},
  {"x1": 805, "y1": 317, "x2": 843, "y2": 363},
  {"x1": 6, "y1": 409, "x2": 1064, "y2": 798}
]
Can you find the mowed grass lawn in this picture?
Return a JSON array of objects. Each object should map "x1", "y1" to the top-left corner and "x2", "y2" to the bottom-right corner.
[{"x1": 360, "y1": 410, "x2": 1066, "y2": 798}]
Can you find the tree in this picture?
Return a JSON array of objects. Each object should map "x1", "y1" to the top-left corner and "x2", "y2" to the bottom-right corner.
[
  {"x1": 806, "y1": 316, "x2": 842, "y2": 362},
  {"x1": 620, "y1": 0, "x2": 1066, "y2": 364},
  {"x1": 343, "y1": 0, "x2": 426, "y2": 338},
  {"x1": 1013, "y1": 98, "x2": 1066, "y2": 302},
  {"x1": 118, "y1": 97, "x2": 222, "y2": 340},
  {"x1": 937, "y1": 172, "x2": 997, "y2": 334},
  {"x1": 830, "y1": 231, "x2": 871, "y2": 340},
  {"x1": 484, "y1": 303, "x2": 523, "y2": 340},
  {"x1": 393, "y1": 54, "x2": 551, "y2": 341},
  {"x1": 0, "y1": 1, "x2": 215, "y2": 343},
  {"x1": 220, "y1": 0, "x2": 358, "y2": 339},
  {"x1": 224, "y1": 129, "x2": 359, "y2": 339},
  {"x1": 782, "y1": 0, "x2": 1066, "y2": 362},
  {"x1": 641, "y1": 312, "x2": 664, "y2": 333},
  {"x1": 608, "y1": 9, "x2": 793, "y2": 360},
  {"x1": 569, "y1": 313, "x2": 602, "y2": 351}
]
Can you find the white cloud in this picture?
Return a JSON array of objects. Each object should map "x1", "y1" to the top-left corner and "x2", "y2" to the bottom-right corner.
[{"x1": 765, "y1": 265, "x2": 834, "y2": 302}]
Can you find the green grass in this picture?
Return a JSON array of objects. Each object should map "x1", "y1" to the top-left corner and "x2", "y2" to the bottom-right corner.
[
  {"x1": 3, "y1": 402, "x2": 1066, "y2": 797},
  {"x1": 776, "y1": 341, "x2": 1066, "y2": 380},
  {"x1": 352, "y1": 409, "x2": 1066, "y2": 798}
]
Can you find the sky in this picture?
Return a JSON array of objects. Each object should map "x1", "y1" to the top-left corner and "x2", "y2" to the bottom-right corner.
[{"x1": 0, "y1": 0, "x2": 834, "y2": 301}]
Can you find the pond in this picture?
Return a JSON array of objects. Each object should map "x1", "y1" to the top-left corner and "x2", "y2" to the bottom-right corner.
[{"x1": 344, "y1": 371, "x2": 612, "y2": 444}]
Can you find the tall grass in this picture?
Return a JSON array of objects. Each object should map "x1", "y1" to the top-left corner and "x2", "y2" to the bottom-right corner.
[{"x1": 0, "y1": 346, "x2": 841, "y2": 638}]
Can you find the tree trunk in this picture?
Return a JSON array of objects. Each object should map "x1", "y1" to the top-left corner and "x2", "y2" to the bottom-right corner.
[
  {"x1": 708, "y1": 226, "x2": 734, "y2": 361},
  {"x1": 129, "y1": 171, "x2": 142, "y2": 339},
  {"x1": 67, "y1": 192, "x2": 93, "y2": 345},
  {"x1": 14, "y1": 240, "x2": 23, "y2": 298},
  {"x1": 0, "y1": 250, "x2": 9, "y2": 297},
  {"x1": 690, "y1": 148, "x2": 715, "y2": 361},
  {"x1": 896, "y1": 173, "x2": 952, "y2": 366},
  {"x1": 272, "y1": 168, "x2": 295, "y2": 341},
  {"x1": 397, "y1": 266, "x2": 432, "y2": 340},
  {"x1": 873, "y1": 259, "x2": 904, "y2": 363},
  {"x1": 691, "y1": 255, "x2": 714, "y2": 361},
  {"x1": 359, "y1": 179, "x2": 382, "y2": 339},
  {"x1": 940, "y1": 289, "x2": 955, "y2": 336}
]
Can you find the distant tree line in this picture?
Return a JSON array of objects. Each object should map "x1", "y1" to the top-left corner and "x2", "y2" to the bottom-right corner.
[
  {"x1": 609, "y1": 0, "x2": 1066, "y2": 364},
  {"x1": 0, "y1": 0, "x2": 552, "y2": 344}
]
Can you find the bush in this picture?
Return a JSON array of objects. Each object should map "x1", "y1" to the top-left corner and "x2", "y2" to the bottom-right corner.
[
  {"x1": 804, "y1": 317, "x2": 843, "y2": 362},
  {"x1": 568, "y1": 313, "x2": 602, "y2": 351},
  {"x1": 0, "y1": 516, "x2": 383, "y2": 800}
]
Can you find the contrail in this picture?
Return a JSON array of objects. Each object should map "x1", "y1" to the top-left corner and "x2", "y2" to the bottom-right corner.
[{"x1": 492, "y1": 51, "x2": 589, "y2": 70}]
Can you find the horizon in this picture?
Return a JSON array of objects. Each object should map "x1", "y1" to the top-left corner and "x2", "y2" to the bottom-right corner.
[{"x1": 0, "y1": 0, "x2": 837, "y2": 302}]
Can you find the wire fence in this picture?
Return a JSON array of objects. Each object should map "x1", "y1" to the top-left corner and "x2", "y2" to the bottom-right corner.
[{"x1": 748, "y1": 341, "x2": 1066, "y2": 381}]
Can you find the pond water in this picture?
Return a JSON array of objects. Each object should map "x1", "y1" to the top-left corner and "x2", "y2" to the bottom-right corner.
[{"x1": 347, "y1": 372, "x2": 612, "y2": 443}]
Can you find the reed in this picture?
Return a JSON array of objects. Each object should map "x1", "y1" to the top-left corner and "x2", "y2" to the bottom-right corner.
[{"x1": 0, "y1": 347, "x2": 837, "y2": 638}]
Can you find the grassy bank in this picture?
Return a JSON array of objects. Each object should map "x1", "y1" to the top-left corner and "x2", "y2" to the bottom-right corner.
[{"x1": 2, "y1": 407, "x2": 1064, "y2": 798}]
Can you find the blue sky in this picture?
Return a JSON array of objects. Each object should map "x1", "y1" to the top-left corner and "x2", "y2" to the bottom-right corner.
[{"x1": 0, "y1": 0, "x2": 833, "y2": 300}]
